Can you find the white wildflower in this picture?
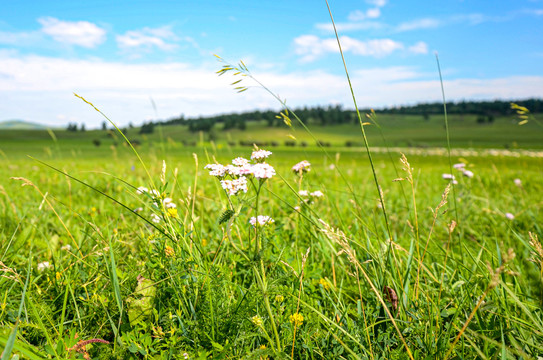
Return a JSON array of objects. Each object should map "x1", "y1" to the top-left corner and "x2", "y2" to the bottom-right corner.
[
  {"x1": 463, "y1": 170, "x2": 474, "y2": 178},
  {"x1": 310, "y1": 190, "x2": 324, "y2": 198},
  {"x1": 505, "y1": 212, "x2": 515, "y2": 220},
  {"x1": 61, "y1": 244, "x2": 72, "y2": 251},
  {"x1": 37, "y1": 261, "x2": 52, "y2": 272},
  {"x1": 151, "y1": 214, "x2": 161, "y2": 223},
  {"x1": 292, "y1": 160, "x2": 311, "y2": 173},
  {"x1": 299, "y1": 190, "x2": 309, "y2": 197},
  {"x1": 514, "y1": 178, "x2": 522, "y2": 187},
  {"x1": 294, "y1": 206, "x2": 301, "y2": 212},
  {"x1": 205, "y1": 164, "x2": 227, "y2": 177},
  {"x1": 251, "y1": 149, "x2": 272, "y2": 162},
  {"x1": 442, "y1": 173, "x2": 455, "y2": 180},
  {"x1": 226, "y1": 164, "x2": 253, "y2": 177},
  {"x1": 250, "y1": 215, "x2": 275, "y2": 226},
  {"x1": 453, "y1": 163, "x2": 466, "y2": 170},
  {"x1": 150, "y1": 189, "x2": 160, "y2": 197},
  {"x1": 163, "y1": 197, "x2": 176, "y2": 209},
  {"x1": 220, "y1": 176, "x2": 248, "y2": 196},
  {"x1": 252, "y1": 163, "x2": 275, "y2": 179},
  {"x1": 232, "y1": 157, "x2": 250, "y2": 166},
  {"x1": 134, "y1": 207, "x2": 143, "y2": 213},
  {"x1": 136, "y1": 186, "x2": 148, "y2": 194}
]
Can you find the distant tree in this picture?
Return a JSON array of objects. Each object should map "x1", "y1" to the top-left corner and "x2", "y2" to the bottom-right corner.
[
  {"x1": 80, "y1": 123, "x2": 86, "y2": 132},
  {"x1": 139, "y1": 122, "x2": 155, "y2": 134},
  {"x1": 102, "y1": 121, "x2": 107, "y2": 131},
  {"x1": 66, "y1": 122, "x2": 78, "y2": 131}
]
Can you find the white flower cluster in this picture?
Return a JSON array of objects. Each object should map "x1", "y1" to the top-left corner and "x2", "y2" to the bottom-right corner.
[
  {"x1": 292, "y1": 160, "x2": 311, "y2": 174},
  {"x1": 442, "y1": 173, "x2": 458, "y2": 184},
  {"x1": 297, "y1": 189, "x2": 324, "y2": 206},
  {"x1": 249, "y1": 215, "x2": 274, "y2": 227},
  {"x1": 453, "y1": 163, "x2": 474, "y2": 178},
  {"x1": 135, "y1": 186, "x2": 177, "y2": 224},
  {"x1": 299, "y1": 190, "x2": 323, "y2": 198},
  {"x1": 136, "y1": 187, "x2": 160, "y2": 197},
  {"x1": 162, "y1": 197, "x2": 176, "y2": 209},
  {"x1": 220, "y1": 177, "x2": 248, "y2": 196},
  {"x1": 205, "y1": 150, "x2": 275, "y2": 196},
  {"x1": 251, "y1": 149, "x2": 272, "y2": 162},
  {"x1": 37, "y1": 261, "x2": 52, "y2": 272}
]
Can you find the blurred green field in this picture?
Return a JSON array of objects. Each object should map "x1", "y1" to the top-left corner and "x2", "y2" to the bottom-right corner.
[{"x1": 1, "y1": 113, "x2": 543, "y2": 162}]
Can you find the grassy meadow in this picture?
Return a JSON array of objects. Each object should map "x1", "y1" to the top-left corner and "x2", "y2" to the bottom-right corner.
[{"x1": 1, "y1": 105, "x2": 543, "y2": 360}]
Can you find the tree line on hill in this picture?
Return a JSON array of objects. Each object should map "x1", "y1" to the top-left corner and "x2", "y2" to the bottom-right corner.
[
  {"x1": 157, "y1": 98, "x2": 541, "y2": 133},
  {"x1": 64, "y1": 98, "x2": 542, "y2": 133}
]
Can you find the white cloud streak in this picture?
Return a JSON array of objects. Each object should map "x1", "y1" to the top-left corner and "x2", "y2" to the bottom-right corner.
[
  {"x1": 1, "y1": 54, "x2": 542, "y2": 128},
  {"x1": 116, "y1": 26, "x2": 179, "y2": 51},
  {"x1": 294, "y1": 35, "x2": 427, "y2": 62},
  {"x1": 38, "y1": 17, "x2": 106, "y2": 48},
  {"x1": 396, "y1": 18, "x2": 442, "y2": 32}
]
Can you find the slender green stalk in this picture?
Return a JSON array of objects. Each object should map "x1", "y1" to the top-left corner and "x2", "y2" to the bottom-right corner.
[{"x1": 435, "y1": 54, "x2": 458, "y2": 222}]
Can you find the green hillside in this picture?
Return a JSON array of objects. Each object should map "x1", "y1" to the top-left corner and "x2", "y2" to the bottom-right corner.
[
  {"x1": 0, "y1": 119, "x2": 51, "y2": 130},
  {"x1": 0, "y1": 113, "x2": 542, "y2": 160}
]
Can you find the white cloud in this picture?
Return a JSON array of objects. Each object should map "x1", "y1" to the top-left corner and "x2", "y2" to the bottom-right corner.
[
  {"x1": 408, "y1": 41, "x2": 429, "y2": 54},
  {"x1": 1, "y1": 53, "x2": 543, "y2": 128},
  {"x1": 116, "y1": 26, "x2": 178, "y2": 51},
  {"x1": 0, "y1": 30, "x2": 42, "y2": 46},
  {"x1": 396, "y1": 18, "x2": 441, "y2": 32},
  {"x1": 366, "y1": 0, "x2": 387, "y2": 7},
  {"x1": 38, "y1": 17, "x2": 106, "y2": 48},
  {"x1": 366, "y1": 8, "x2": 382, "y2": 19},
  {"x1": 294, "y1": 35, "x2": 418, "y2": 62},
  {"x1": 348, "y1": 8, "x2": 381, "y2": 21}
]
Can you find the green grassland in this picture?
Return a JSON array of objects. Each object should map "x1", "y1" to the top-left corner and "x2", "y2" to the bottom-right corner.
[
  {"x1": 1, "y1": 113, "x2": 543, "y2": 161},
  {"x1": 1, "y1": 112, "x2": 543, "y2": 359}
]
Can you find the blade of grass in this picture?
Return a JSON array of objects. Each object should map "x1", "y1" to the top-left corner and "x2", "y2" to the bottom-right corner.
[{"x1": 1, "y1": 254, "x2": 32, "y2": 360}]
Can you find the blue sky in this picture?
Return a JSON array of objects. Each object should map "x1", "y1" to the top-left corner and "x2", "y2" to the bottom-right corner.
[{"x1": 1, "y1": 0, "x2": 542, "y2": 128}]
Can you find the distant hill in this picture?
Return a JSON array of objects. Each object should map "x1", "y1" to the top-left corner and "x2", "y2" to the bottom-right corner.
[{"x1": 0, "y1": 120, "x2": 50, "y2": 130}]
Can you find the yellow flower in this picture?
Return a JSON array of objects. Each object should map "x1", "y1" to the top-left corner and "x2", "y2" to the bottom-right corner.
[
  {"x1": 259, "y1": 345, "x2": 266, "y2": 350},
  {"x1": 275, "y1": 295, "x2": 284, "y2": 303},
  {"x1": 167, "y1": 208, "x2": 178, "y2": 218},
  {"x1": 55, "y1": 272, "x2": 62, "y2": 280},
  {"x1": 251, "y1": 315, "x2": 263, "y2": 327},
  {"x1": 318, "y1": 278, "x2": 330, "y2": 290},
  {"x1": 289, "y1": 313, "x2": 304, "y2": 327},
  {"x1": 164, "y1": 246, "x2": 175, "y2": 257}
]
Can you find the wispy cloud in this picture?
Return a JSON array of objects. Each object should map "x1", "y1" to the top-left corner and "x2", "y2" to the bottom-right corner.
[
  {"x1": 317, "y1": 12, "x2": 496, "y2": 35},
  {"x1": 395, "y1": 18, "x2": 441, "y2": 32},
  {"x1": 348, "y1": 8, "x2": 381, "y2": 21},
  {"x1": 294, "y1": 35, "x2": 426, "y2": 62},
  {"x1": 0, "y1": 30, "x2": 43, "y2": 46},
  {"x1": 408, "y1": 41, "x2": 429, "y2": 54},
  {"x1": 38, "y1": 17, "x2": 106, "y2": 48},
  {"x1": 1, "y1": 53, "x2": 542, "y2": 127},
  {"x1": 366, "y1": 0, "x2": 387, "y2": 7},
  {"x1": 116, "y1": 26, "x2": 179, "y2": 51}
]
